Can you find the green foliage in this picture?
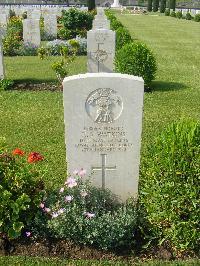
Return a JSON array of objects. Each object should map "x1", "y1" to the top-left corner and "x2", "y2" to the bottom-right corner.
[
  {"x1": 0, "y1": 79, "x2": 14, "y2": 91},
  {"x1": 115, "y1": 42, "x2": 157, "y2": 87},
  {"x1": 61, "y1": 8, "x2": 94, "y2": 38},
  {"x1": 110, "y1": 19, "x2": 124, "y2": 31},
  {"x1": 185, "y1": 12, "x2": 192, "y2": 20},
  {"x1": 153, "y1": 0, "x2": 159, "y2": 12},
  {"x1": 140, "y1": 120, "x2": 200, "y2": 252},
  {"x1": 47, "y1": 173, "x2": 138, "y2": 251},
  {"x1": 3, "y1": 16, "x2": 23, "y2": 56},
  {"x1": 170, "y1": 11, "x2": 176, "y2": 17},
  {"x1": 22, "y1": 11, "x2": 27, "y2": 19},
  {"x1": 165, "y1": 8, "x2": 170, "y2": 16},
  {"x1": 194, "y1": 13, "x2": 200, "y2": 22},
  {"x1": 116, "y1": 27, "x2": 132, "y2": 50},
  {"x1": 58, "y1": 27, "x2": 71, "y2": 40},
  {"x1": 0, "y1": 147, "x2": 45, "y2": 239},
  {"x1": 147, "y1": 0, "x2": 153, "y2": 12},
  {"x1": 169, "y1": 0, "x2": 176, "y2": 11},
  {"x1": 176, "y1": 11, "x2": 182, "y2": 19},
  {"x1": 160, "y1": 0, "x2": 166, "y2": 13},
  {"x1": 9, "y1": 9, "x2": 16, "y2": 18},
  {"x1": 87, "y1": 0, "x2": 95, "y2": 11},
  {"x1": 37, "y1": 47, "x2": 49, "y2": 60}
]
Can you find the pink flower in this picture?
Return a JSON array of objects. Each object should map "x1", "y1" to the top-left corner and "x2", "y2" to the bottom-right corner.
[
  {"x1": 65, "y1": 195, "x2": 73, "y2": 203},
  {"x1": 40, "y1": 203, "x2": 45, "y2": 209},
  {"x1": 73, "y1": 169, "x2": 79, "y2": 175},
  {"x1": 59, "y1": 187, "x2": 64, "y2": 193},
  {"x1": 80, "y1": 191, "x2": 88, "y2": 197},
  {"x1": 65, "y1": 177, "x2": 77, "y2": 188},
  {"x1": 58, "y1": 208, "x2": 66, "y2": 214},
  {"x1": 25, "y1": 231, "x2": 31, "y2": 237},
  {"x1": 44, "y1": 207, "x2": 51, "y2": 213},
  {"x1": 79, "y1": 168, "x2": 86, "y2": 177},
  {"x1": 84, "y1": 212, "x2": 95, "y2": 218},
  {"x1": 52, "y1": 212, "x2": 59, "y2": 218}
]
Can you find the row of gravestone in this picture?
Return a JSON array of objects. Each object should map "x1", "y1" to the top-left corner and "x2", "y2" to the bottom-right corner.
[{"x1": 63, "y1": 8, "x2": 144, "y2": 201}]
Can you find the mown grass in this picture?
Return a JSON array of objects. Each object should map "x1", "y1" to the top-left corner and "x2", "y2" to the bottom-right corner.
[
  {"x1": 5, "y1": 55, "x2": 87, "y2": 83},
  {"x1": 0, "y1": 257, "x2": 199, "y2": 266},
  {"x1": 114, "y1": 13, "x2": 200, "y2": 153}
]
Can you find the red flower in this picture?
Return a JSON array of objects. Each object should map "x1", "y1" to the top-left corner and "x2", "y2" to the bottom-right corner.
[
  {"x1": 28, "y1": 152, "x2": 44, "y2": 163},
  {"x1": 12, "y1": 148, "x2": 25, "y2": 156}
]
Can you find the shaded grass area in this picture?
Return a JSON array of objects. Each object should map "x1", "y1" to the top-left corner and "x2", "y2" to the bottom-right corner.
[
  {"x1": 4, "y1": 55, "x2": 87, "y2": 83},
  {"x1": 0, "y1": 257, "x2": 199, "y2": 266}
]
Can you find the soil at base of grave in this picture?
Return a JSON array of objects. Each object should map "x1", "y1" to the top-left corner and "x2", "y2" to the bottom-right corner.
[
  {"x1": 0, "y1": 238, "x2": 198, "y2": 261},
  {"x1": 14, "y1": 82, "x2": 62, "y2": 91}
]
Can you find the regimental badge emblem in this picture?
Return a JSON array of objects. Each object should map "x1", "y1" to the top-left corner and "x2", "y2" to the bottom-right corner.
[
  {"x1": 95, "y1": 32, "x2": 108, "y2": 43},
  {"x1": 85, "y1": 88, "x2": 123, "y2": 123}
]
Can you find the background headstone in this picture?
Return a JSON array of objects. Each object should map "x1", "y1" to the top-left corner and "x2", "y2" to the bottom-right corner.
[
  {"x1": 87, "y1": 29, "x2": 115, "y2": 73},
  {"x1": 23, "y1": 19, "x2": 41, "y2": 47},
  {"x1": 43, "y1": 14, "x2": 57, "y2": 39},
  {"x1": 63, "y1": 73, "x2": 144, "y2": 201}
]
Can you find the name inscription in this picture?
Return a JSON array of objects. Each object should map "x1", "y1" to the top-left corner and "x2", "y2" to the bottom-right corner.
[{"x1": 75, "y1": 126, "x2": 133, "y2": 152}]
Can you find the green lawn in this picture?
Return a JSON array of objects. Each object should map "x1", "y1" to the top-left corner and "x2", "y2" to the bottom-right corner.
[
  {"x1": 0, "y1": 257, "x2": 199, "y2": 266},
  {"x1": 5, "y1": 55, "x2": 87, "y2": 83},
  {"x1": 1, "y1": 15, "x2": 200, "y2": 188}
]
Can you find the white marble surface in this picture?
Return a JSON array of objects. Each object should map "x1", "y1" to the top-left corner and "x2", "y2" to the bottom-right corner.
[
  {"x1": 63, "y1": 73, "x2": 144, "y2": 201},
  {"x1": 87, "y1": 29, "x2": 115, "y2": 73},
  {"x1": 23, "y1": 19, "x2": 41, "y2": 47}
]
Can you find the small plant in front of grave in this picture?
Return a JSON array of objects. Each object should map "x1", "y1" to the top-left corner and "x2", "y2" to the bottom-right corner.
[
  {"x1": 115, "y1": 41, "x2": 157, "y2": 89},
  {"x1": 194, "y1": 14, "x2": 200, "y2": 22},
  {"x1": 176, "y1": 11, "x2": 182, "y2": 19},
  {"x1": 45, "y1": 169, "x2": 138, "y2": 251},
  {"x1": 37, "y1": 46, "x2": 49, "y2": 60},
  {"x1": 139, "y1": 119, "x2": 200, "y2": 253},
  {"x1": 185, "y1": 12, "x2": 192, "y2": 20},
  {"x1": 2, "y1": 16, "x2": 23, "y2": 56},
  {"x1": 170, "y1": 11, "x2": 176, "y2": 17},
  {"x1": 0, "y1": 145, "x2": 45, "y2": 240},
  {"x1": 165, "y1": 8, "x2": 170, "y2": 16},
  {"x1": 0, "y1": 79, "x2": 15, "y2": 91}
]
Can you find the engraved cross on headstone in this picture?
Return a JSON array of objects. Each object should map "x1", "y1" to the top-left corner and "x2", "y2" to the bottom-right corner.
[{"x1": 91, "y1": 154, "x2": 116, "y2": 189}]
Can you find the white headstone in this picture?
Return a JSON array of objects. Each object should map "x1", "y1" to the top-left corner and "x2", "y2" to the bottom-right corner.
[
  {"x1": 92, "y1": 8, "x2": 110, "y2": 30},
  {"x1": 63, "y1": 73, "x2": 144, "y2": 201},
  {"x1": 43, "y1": 14, "x2": 57, "y2": 39},
  {"x1": 23, "y1": 19, "x2": 41, "y2": 47},
  {"x1": 0, "y1": 14, "x2": 8, "y2": 26},
  {"x1": 87, "y1": 29, "x2": 115, "y2": 73}
]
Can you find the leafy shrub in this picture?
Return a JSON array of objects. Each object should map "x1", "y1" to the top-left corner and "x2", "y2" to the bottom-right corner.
[
  {"x1": 2, "y1": 16, "x2": 23, "y2": 56},
  {"x1": 116, "y1": 27, "x2": 132, "y2": 51},
  {"x1": 110, "y1": 19, "x2": 124, "y2": 31},
  {"x1": 47, "y1": 171, "x2": 138, "y2": 251},
  {"x1": 140, "y1": 120, "x2": 200, "y2": 252},
  {"x1": 176, "y1": 11, "x2": 182, "y2": 19},
  {"x1": 58, "y1": 27, "x2": 71, "y2": 40},
  {"x1": 61, "y1": 8, "x2": 94, "y2": 38},
  {"x1": 170, "y1": 11, "x2": 176, "y2": 17},
  {"x1": 186, "y1": 12, "x2": 192, "y2": 20},
  {"x1": 165, "y1": 8, "x2": 170, "y2": 16},
  {"x1": 0, "y1": 79, "x2": 14, "y2": 91},
  {"x1": 194, "y1": 14, "x2": 200, "y2": 22},
  {"x1": 115, "y1": 42, "x2": 157, "y2": 87},
  {"x1": 0, "y1": 147, "x2": 45, "y2": 239}
]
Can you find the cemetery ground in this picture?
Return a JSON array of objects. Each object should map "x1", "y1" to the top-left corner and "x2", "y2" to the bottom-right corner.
[{"x1": 0, "y1": 14, "x2": 199, "y2": 265}]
